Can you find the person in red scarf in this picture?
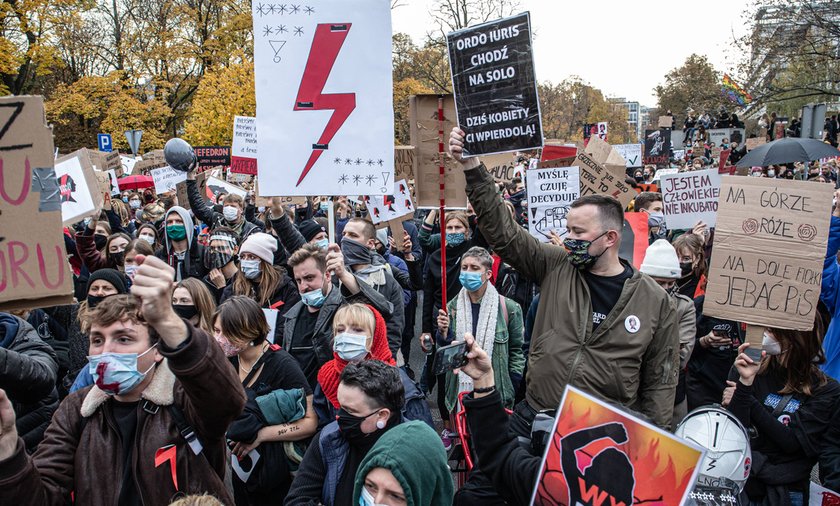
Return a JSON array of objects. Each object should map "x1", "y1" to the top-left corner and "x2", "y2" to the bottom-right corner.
[{"x1": 313, "y1": 304, "x2": 432, "y2": 429}]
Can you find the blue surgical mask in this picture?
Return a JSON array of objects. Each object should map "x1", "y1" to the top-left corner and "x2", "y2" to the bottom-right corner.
[
  {"x1": 88, "y1": 344, "x2": 157, "y2": 396},
  {"x1": 446, "y1": 232, "x2": 466, "y2": 247},
  {"x1": 320, "y1": 202, "x2": 331, "y2": 212},
  {"x1": 301, "y1": 287, "x2": 327, "y2": 308},
  {"x1": 360, "y1": 487, "x2": 386, "y2": 506},
  {"x1": 314, "y1": 238, "x2": 329, "y2": 250},
  {"x1": 459, "y1": 271, "x2": 485, "y2": 292},
  {"x1": 647, "y1": 212, "x2": 665, "y2": 228},
  {"x1": 334, "y1": 332, "x2": 368, "y2": 361},
  {"x1": 124, "y1": 264, "x2": 139, "y2": 279},
  {"x1": 241, "y1": 259, "x2": 261, "y2": 279}
]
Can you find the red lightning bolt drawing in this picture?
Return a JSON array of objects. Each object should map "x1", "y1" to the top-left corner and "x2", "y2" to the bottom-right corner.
[{"x1": 293, "y1": 23, "x2": 356, "y2": 186}]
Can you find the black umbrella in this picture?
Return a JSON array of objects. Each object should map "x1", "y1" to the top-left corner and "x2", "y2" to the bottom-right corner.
[{"x1": 735, "y1": 137, "x2": 840, "y2": 168}]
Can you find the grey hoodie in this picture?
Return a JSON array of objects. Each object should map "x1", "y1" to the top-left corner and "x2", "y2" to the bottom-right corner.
[{"x1": 157, "y1": 205, "x2": 205, "y2": 281}]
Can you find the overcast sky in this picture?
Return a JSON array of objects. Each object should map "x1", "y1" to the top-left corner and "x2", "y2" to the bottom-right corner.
[{"x1": 392, "y1": 0, "x2": 752, "y2": 107}]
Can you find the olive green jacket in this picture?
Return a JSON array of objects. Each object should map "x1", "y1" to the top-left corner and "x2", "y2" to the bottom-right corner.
[{"x1": 465, "y1": 163, "x2": 680, "y2": 429}]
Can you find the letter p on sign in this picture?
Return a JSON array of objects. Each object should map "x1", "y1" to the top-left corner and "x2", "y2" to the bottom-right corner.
[{"x1": 97, "y1": 133, "x2": 112, "y2": 152}]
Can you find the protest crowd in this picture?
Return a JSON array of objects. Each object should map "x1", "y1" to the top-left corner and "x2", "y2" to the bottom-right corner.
[{"x1": 6, "y1": 6, "x2": 840, "y2": 506}]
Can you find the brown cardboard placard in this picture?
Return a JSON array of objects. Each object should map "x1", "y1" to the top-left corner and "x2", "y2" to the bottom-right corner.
[
  {"x1": 254, "y1": 181, "x2": 307, "y2": 208},
  {"x1": 703, "y1": 177, "x2": 833, "y2": 330},
  {"x1": 482, "y1": 152, "x2": 518, "y2": 183},
  {"x1": 90, "y1": 150, "x2": 122, "y2": 175},
  {"x1": 175, "y1": 181, "x2": 190, "y2": 210},
  {"x1": 94, "y1": 172, "x2": 114, "y2": 211},
  {"x1": 409, "y1": 95, "x2": 467, "y2": 209},
  {"x1": 0, "y1": 96, "x2": 74, "y2": 310},
  {"x1": 538, "y1": 156, "x2": 576, "y2": 169},
  {"x1": 55, "y1": 149, "x2": 105, "y2": 225},
  {"x1": 394, "y1": 146, "x2": 415, "y2": 181},
  {"x1": 573, "y1": 150, "x2": 634, "y2": 209},
  {"x1": 745, "y1": 137, "x2": 766, "y2": 151},
  {"x1": 658, "y1": 115, "x2": 674, "y2": 129}
]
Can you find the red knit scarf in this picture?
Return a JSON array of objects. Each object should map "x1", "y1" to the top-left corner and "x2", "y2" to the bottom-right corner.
[{"x1": 317, "y1": 305, "x2": 395, "y2": 408}]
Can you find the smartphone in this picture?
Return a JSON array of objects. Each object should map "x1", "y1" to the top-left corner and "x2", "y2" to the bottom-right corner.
[
  {"x1": 712, "y1": 329, "x2": 727, "y2": 338},
  {"x1": 432, "y1": 341, "x2": 468, "y2": 376}
]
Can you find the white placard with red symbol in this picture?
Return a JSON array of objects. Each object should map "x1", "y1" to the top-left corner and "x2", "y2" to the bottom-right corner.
[
  {"x1": 252, "y1": 0, "x2": 394, "y2": 196},
  {"x1": 364, "y1": 179, "x2": 414, "y2": 225}
]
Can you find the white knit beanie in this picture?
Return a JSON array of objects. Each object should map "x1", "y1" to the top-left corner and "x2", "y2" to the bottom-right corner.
[
  {"x1": 240, "y1": 232, "x2": 277, "y2": 264},
  {"x1": 640, "y1": 239, "x2": 681, "y2": 279}
]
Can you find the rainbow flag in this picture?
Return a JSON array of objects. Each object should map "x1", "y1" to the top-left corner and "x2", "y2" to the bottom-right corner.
[{"x1": 721, "y1": 74, "x2": 753, "y2": 106}]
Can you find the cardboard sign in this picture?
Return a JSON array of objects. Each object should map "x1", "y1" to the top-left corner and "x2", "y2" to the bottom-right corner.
[
  {"x1": 526, "y1": 166, "x2": 580, "y2": 242},
  {"x1": 253, "y1": 0, "x2": 394, "y2": 196},
  {"x1": 151, "y1": 166, "x2": 187, "y2": 195},
  {"x1": 810, "y1": 482, "x2": 840, "y2": 506},
  {"x1": 194, "y1": 146, "x2": 231, "y2": 168},
  {"x1": 660, "y1": 168, "x2": 721, "y2": 230},
  {"x1": 90, "y1": 149, "x2": 122, "y2": 174},
  {"x1": 573, "y1": 138, "x2": 634, "y2": 208},
  {"x1": 409, "y1": 94, "x2": 468, "y2": 209},
  {"x1": 652, "y1": 168, "x2": 679, "y2": 182},
  {"x1": 253, "y1": 180, "x2": 307, "y2": 208},
  {"x1": 394, "y1": 146, "x2": 415, "y2": 181},
  {"x1": 745, "y1": 137, "x2": 766, "y2": 151},
  {"x1": 94, "y1": 172, "x2": 113, "y2": 211},
  {"x1": 226, "y1": 170, "x2": 251, "y2": 184},
  {"x1": 175, "y1": 181, "x2": 190, "y2": 210},
  {"x1": 206, "y1": 176, "x2": 247, "y2": 202},
  {"x1": 704, "y1": 177, "x2": 833, "y2": 330},
  {"x1": 658, "y1": 115, "x2": 674, "y2": 129},
  {"x1": 613, "y1": 143, "x2": 643, "y2": 168},
  {"x1": 708, "y1": 128, "x2": 745, "y2": 148},
  {"x1": 644, "y1": 129, "x2": 671, "y2": 165},
  {"x1": 447, "y1": 12, "x2": 542, "y2": 156},
  {"x1": 482, "y1": 152, "x2": 519, "y2": 183},
  {"x1": 0, "y1": 96, "x2": 74, "y2": 310},
  {"x1": 365, "y1": 179, "x2": 414, "y2": 225},
  {"x1": 120, "y1": 155, "x2": 138, "y2": 175},
  {"x1": 231, "y1": 116, "x2": 257, "y2": 175},
  {"x1": 55, "y1": 149, "x2": 104, "y2": 226},
  {"x1": 531, "y1": 385, "x2": 704, "y2": 506}
]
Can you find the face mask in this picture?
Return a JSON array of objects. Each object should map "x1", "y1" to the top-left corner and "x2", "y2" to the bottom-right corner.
[
  {"x1": 459, "y1": 271, "x2": 485, "y2": 292},
  {"x1": 87, "y1": 294, "x2": 107, "y2": 309},
  {"x1": 301, "y1": 286, "x2": 327, "y2": 308},
  {"x1": 110, "y1": 251, "x2": 125, "y2": 266},
  {"x1": 320, "y1": 202, "x2": 331, "y2": 212},
  {"x1": 166, "y1": 224, "x2": 187, "y2": 241},
  {"x1": 84, "y1": 217, "x2": 93, "y2": 226},
  {"x1": 140, "y1": 235, "x2": 156, "y2": 246},
  {"x1": 341, "y1": 238, "x2": 372, "y2": 267},
  {"x1": 360, "y1": 487, "x2": 387, "y2": 506},
  {"x1": 122, "y1": 196, "x2": 129, "y2": 203},
  {"x1": 124, "y1": 264, "x2": 138, "y2": 279},
  {"x1": 334, "y1": 332, "x2": 369, "y2": 361},
  {"x1": 241, "y1": 259, "x2": 262, "y2": 279},
  {"x1": 337, "y1": 407, "x2": 381, "y2": 444},
  {"x1": 634, "y1": 175, "x2": 644, "y2": 183},
  {"x1": 88, "y1": 344, "x2": 157, "y2": 396},
  {"x1": 214, "y1": 334, "x2": 242, "y2": 357},
  {"x1": 563, "y1": 231, "x2": 608, "y2": 270},
  {"x1": 223, "y1": 206, "x2": 239, "y2": 222},
  {"x1": 173, "y1": 304, "x2": 198, "y2": 320},
  {"x1": 768, "y1": 170, "x2": 776, "y2": 178},
  {"x1": 94, "y1": 234, "x2": 108, "y2": 250},
  {"x1": 762, "y1": 332, "x2": 782, "y2": 356},
  {"x1": 208, "y1": 249, "x2": 235, "y2": 270},
  {"x1": 129, "y1": 199, "x2": 141, "y2": 210},
  {"x1": 446, "y1": 232, "x2": 466, "y2": 247},
  {"x1": 314, "y1": 238, "x2": 329, "y2": 250},
  {"x1": 680, "y1": 261, "x2": 694, "y2": 276},
  {"x1": 647, "y1": 212, "x2": 665, "y2": 228}
]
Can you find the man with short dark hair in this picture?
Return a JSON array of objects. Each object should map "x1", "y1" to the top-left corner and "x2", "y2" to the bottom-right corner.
[
  {"x1": 0, "y1": 255, "x2": 246, "y2": 505},
  {"x1": 449, "y1": 127, "x2": 679, "y2": 431}
]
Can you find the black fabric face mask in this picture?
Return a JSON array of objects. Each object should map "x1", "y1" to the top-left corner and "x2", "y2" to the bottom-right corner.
[
  {"x1": 110, "y1": 251, "x2": 125, "y2": 266},
  {"x1": 173, "y1": 304, "x2": 199, "y2": 320},
  {"x1": 336, "y1": 408, "x2": 384, "y2": 447},
  {"x1": 94, "y1": 235, "x2": 108, "y2": 250},
  {"x1": 341, "y1": 238, "x2": 372, "y2": 267},
  {"x1": 87, "y1": 294, "x2": 106, "y2": 309},
  {"x1": 680, "y1": 261, "x2": 694, "y2": 277}
]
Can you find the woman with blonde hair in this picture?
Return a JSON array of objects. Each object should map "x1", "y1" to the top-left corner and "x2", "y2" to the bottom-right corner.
[{"x1": 173, "y1": 277, "x2": 217, "y2": 334}]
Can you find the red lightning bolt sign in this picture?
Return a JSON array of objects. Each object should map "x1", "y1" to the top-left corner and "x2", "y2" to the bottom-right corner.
[{"x1": 293, "y1": 23, "x2": 356, "y2": 186}]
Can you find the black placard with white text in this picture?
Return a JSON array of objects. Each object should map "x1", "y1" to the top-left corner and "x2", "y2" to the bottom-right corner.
[{"x1": 447, "y1": 12, "x2": 543, "y2": 157}]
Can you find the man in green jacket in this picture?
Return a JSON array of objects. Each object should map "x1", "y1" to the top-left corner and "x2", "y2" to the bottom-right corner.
[{"x1": 449, "y1": 127, "x2": 680, "y2": 431}]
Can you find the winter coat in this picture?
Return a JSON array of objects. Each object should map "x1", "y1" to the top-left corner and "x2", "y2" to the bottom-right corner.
[
  {"x1": 0, "y1": 314, "x2": 59, "y2": 452},
  {"x1": 465, "y1": 163, "x2": 680, "y2": 429},
  {"x1": 185, "y1": 179, "x2": 260, "y2": 240},
  {"x1": 820, "y1": 215, "x2": 840, "y2": 379},
  {"x1": 0, "y1": 324, "x2": 246, "y2": 505},
  {"x1": 220, "y1": 270, "x2": 301, "y2": 343},
  {"x1": 154, "y1": 206, "x2": 207, "y2": 281}
]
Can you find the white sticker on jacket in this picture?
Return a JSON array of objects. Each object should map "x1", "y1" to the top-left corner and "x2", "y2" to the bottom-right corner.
[{"x1": 625, "y1": 315, "x2": 641, "y2": 333}]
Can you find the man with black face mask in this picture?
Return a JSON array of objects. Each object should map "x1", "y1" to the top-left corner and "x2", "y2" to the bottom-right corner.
[
  {"x1": 450, "y1": 127, "x2": 680, "y2": 433},
  {"x1": 200, "y1": 227, "x2": 240, "y2": 303}
]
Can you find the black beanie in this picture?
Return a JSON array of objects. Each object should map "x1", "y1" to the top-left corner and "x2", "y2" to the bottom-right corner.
[
  {"x1": 298, "y1": 219, "x2": 326, "y2": 242},
  {"x1": 85, "y1": 268, "x2": 129, "y2": 296}
]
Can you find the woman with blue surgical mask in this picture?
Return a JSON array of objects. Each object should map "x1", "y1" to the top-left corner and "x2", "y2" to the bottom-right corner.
[{"x1": 221, "y1": 233, "x2": 300, "y2": 344}]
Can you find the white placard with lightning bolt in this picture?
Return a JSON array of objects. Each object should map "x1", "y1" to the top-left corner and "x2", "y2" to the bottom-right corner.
[{"x1": 253, "y1": 0, "x2": 394, "y2": 196}]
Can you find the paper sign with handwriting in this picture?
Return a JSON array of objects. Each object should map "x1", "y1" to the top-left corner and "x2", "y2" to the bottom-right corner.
[
  {"x1": 526, "y1": 166, "x2": 580, "y2": 242},
  {"x1": 660, "y1": 168, "x2": 721, "y2": 230},
  {"x1": 703, "y1": 177, "x2": 833, "y2": 330}
]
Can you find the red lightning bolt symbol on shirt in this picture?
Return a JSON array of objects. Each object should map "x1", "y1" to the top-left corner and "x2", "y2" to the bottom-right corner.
[{"x1": 293, "y1": 23, "x2": 356, "y2": 186}]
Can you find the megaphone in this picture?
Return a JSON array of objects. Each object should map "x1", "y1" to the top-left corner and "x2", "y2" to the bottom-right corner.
[{"x1": 164, "y1": 138, "x2": 197, "y2": 173}]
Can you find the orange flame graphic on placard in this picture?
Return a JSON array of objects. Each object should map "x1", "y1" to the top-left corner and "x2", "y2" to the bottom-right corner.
[{"x1": 534, "y1": 389, "x2": 703, "y2": 506}]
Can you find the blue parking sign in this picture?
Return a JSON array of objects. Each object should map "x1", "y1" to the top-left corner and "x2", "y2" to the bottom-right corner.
[{"x1": 97, "y1": 133, "x2": 112, "y2": 152}]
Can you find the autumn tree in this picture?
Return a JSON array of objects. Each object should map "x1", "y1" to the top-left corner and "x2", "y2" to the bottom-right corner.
[
  {"x1": 183, "y1": 56, "x2": 255, "y2": 145},
  {"x1": 430, "y1": 0, "x2": 520, "y2": 35},
  {"x1": 654, "y1": 54, "x2": 731, "y2": 124},
  {"x1": 539, "y1": 77, "x2": 633, "y2": 144}
]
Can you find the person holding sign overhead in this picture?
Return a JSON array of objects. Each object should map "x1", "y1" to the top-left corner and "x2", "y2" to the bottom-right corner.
[{"x1": 449, "y1": 127, "x2": 680, "y2": 433}]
